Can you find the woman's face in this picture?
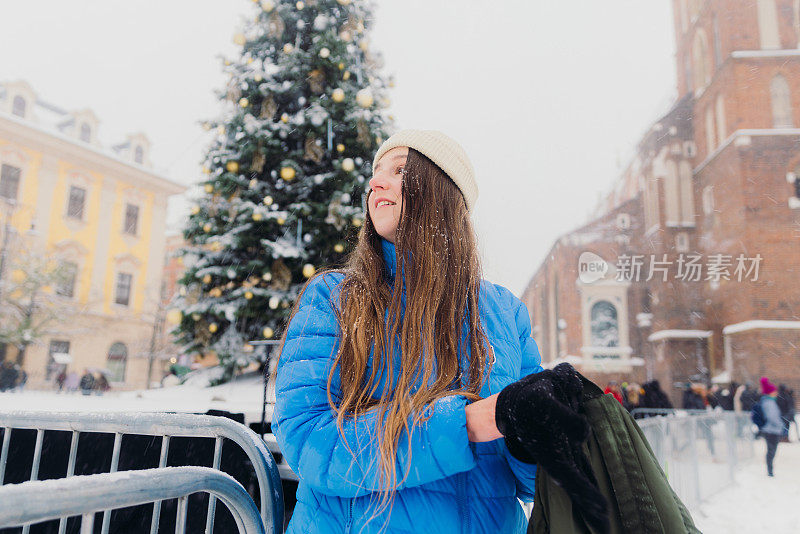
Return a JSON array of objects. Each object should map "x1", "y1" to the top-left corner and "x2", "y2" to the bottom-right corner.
[{"x1": 368, "y1": 146, "x2": 408, "y2": 242}]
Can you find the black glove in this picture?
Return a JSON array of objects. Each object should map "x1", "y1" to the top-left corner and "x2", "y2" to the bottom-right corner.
[{"x1": 496, "y1": 363, "x2": 609, "y2": 534}]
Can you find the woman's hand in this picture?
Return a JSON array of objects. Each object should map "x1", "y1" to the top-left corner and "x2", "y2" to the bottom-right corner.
[{"x1": 465, "y1": 393, "x2": 503, "y2": 442}]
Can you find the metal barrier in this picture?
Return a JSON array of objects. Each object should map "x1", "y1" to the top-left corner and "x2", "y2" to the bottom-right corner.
[
  {"x1": 0, "y1": 467, "x2": 265, "y2": 534},
  {"x1": 0, "y1": 410, "x2": 284, "y2": 534},
  {"x1": 636, "y1": 410, "x2": 754, "y2": 510},
  {"x1": 630, "y1": 408, "x2": 710, "y2": 419}
]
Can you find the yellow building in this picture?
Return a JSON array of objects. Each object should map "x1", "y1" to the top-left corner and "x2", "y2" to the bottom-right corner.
[{"x1": 0, "y1": 80, "x2": 185, "y2": 390}]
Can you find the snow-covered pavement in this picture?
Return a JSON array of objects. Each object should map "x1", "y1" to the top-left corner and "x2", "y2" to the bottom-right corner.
[{"x1": 694, "y1": 439, "x2": 800, "y2": 533}]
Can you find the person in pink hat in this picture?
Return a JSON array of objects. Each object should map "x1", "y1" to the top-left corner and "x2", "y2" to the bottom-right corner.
[{"x1": 752, "y1": 377, "x2": 783, "y2": 477}]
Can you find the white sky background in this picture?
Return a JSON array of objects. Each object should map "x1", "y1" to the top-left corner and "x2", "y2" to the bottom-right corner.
[{"x1": 0, "y1": 0, "x2": 676, "y2": 295}]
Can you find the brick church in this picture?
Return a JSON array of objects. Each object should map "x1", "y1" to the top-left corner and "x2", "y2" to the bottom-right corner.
[{"x1": 521, "y1": 0, "x2": 800, "y2": 405}]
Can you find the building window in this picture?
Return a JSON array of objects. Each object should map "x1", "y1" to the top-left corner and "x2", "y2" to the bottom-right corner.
[
  {"x1": 644, "y1": 175, "x2": 660, "y2": 230},
  {"x1": 107, "y1": 342, "x2": 127, "y2": 383},
  {"x1": 11, "y1": 96, "x2": 26, "y2": 118},
  {"x1": 124, "y1": 204, "x2": 139, "y2": 235},
  {"x1": 46, "y1": 340, "x2": 70, "y2": 380},
  {"x1": 590, "y1": 301, "x2": 619, "y2": 359},
  {"x1": 0, "y1": 164, "x2": 21, "y2": 201},
  {"x1": 770, "y1": 74, "x2": 793, "y2": 128},
  {"x1": 115, "y1": 272, "x2": 133, "y2": 306},
  {"x1": 692, "y1": 31, "x2": 711, "y2": 89},
  {"x1": 715, "y1": 95, "x2": 726, "y2": 145},
  {"x1": 67, "y1": 186, "x2": 86, "y2": 220},
  {"x1": 702, "y1": 185, "x2": 715, "y2": 215},
  {"x1": 679, "y1": 161, "x2": 695, "y2": 225},
  {"x1": 757, "y1": 0, "x2": 781, "y2": 49},
  {"x1": 79, "y1": 123, "x2": 92, "y2": 143},
  {"x1": 705, "y1": 106, "x2": 716, "y2": 153},
  {"x1": 56, "y1": 261, "x2": 78, "y2": 298},
  {"x1": 712, "y1": 14, "x2": 722, "y2": 67},
  {"x1": 675, "y1": 232, "x2": 690, "y2": 253},
  {"x1": 134, "y1": 145, "x2": 144, "y2": 165}
]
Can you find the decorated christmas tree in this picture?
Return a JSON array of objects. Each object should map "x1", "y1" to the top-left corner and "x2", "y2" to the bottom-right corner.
[{"x1": 173, "y1": 0, "x2": 395, "y2": 376}]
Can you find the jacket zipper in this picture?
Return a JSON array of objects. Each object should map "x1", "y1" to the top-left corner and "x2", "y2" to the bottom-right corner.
[
  {"x1": 458, "y1": 472, "x2": 469, "y2": 534},
  {"x1": 344, "y1": 497, "x2": 354, "y2": 534}
]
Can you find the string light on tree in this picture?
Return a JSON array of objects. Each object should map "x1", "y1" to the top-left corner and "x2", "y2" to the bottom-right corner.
[
  {"x1": 332, "y1": 88, "x2": 345, "y2": 102},
  {"x1": 263, "y1": 327, "x2": 274, "y2": 338},
  {"x1": 303, "y1": 264, "x2": 316, "y2": 278},
  {"x1": 226, "y1": 161, "x2": 239, "y2": 173},
  {"x1": 280, "y1": 166, "x2": 296, "y2": 181},
  {"x1": 342, "y1": 158, "x2": 355, "y2": 172}
]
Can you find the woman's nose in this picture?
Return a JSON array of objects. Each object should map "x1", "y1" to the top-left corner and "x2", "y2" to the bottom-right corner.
[{"x1": 369, "y1": 175, "x2": 387, "y2": 191}]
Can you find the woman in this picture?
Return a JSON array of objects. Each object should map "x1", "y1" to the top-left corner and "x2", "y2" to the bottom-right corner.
[{"x1": 273, "y1": 130, "x2": 542, "y2": 533}]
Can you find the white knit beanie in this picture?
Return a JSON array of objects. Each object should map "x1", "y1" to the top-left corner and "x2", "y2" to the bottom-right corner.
[{"x1": 372, "y1": 129, "x2": 478, "y2": 212}]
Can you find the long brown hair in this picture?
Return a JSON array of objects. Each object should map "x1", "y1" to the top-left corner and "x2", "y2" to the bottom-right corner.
[{"x1": 281, "y1": 148, "x2": 489, "y2": 519}]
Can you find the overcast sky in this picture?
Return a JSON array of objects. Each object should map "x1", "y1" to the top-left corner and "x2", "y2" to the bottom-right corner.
[{"x1": 1, "y1": 0, "x2": 676, "y2": 295}]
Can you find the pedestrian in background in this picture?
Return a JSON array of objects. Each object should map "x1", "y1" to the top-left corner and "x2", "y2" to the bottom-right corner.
[
  {"x1": 776, "y1": 384, "x2": 796, "y2": 443},
  {"x1": 79, "y1": 369, "x2": 95, "y2": 395},
  {"x1": 604, "y1": 381, "x2": 624, "y2": 405},
  {"x1": 752, "y1": 377, "x2": 784, "y2": 477}
]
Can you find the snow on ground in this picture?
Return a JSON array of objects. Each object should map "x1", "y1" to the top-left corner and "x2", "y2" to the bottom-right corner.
[
  {"x1": 693, "y1": 439, "x2": 800, "y2": 533},
  {"x1": 0, "y1": 372, "x2": 274, "y2": 425}
]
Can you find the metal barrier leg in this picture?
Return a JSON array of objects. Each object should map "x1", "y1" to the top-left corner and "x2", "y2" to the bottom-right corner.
[
  {"x1": 206, "y1": 436, "x2": 224, "y2": 533},
  {"x1": 22, "y1": 429, "x2": 46, "y2": 534},
  {"x1": 100, "y1": 432, "x2": 122, "y2": 534},
  {"x1": 688, "y1": 418, "x2": 701, "y2": 509},
  {"x1": 58, "y1": 431, "x2": 81, "y2": 534},
  {"x1": 0, "y1": 427, "x2": 10, "y2": 485},
  {"x1": 175, "y1": 495, "x2": 188, "y2": 534},
  {"x1": 150, "y1": 435, "x2": 171, "y2": 534},
  {"x1": 80, "y1": 513, "x2": 94, "y2": 534}
]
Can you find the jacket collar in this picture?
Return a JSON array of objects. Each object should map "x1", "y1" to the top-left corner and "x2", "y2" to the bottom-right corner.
[{"x1": 381, "y1": 238, "x2": 398, "y2": 279}]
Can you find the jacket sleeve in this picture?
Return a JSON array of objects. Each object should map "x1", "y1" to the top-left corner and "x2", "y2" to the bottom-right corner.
[
  {"x1": 272, "y1": 274, "x2": 477, "y2": 498},
  {"x1": 499, "y1": 296, "x2": 544, "y2": 502}
]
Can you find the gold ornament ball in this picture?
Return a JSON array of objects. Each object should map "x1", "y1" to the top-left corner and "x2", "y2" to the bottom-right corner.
[
  {"x1": 332, "y1": 88, "x2": 345, "y2": 103},
  {"x1": 343, "y1": 71, "x2": 351, "y2": 81},
  {"x1": 269, "y1": 296, "x2": 279, "y2": 309},
  {"x1": 263, "y1": 195, "x2": 274, "y2": 205},
  {"x1": 166, "y1": 309, "x2": 183, "y2": 325},
  {"x1": 277, "y1": 217, "x2": 286, "y2": 225},
  {"x1": 263, "y1": 272, "x2": 272, "y2": 281},
  {"x1": 253, "y1": 212, "x2": 263, "y2": 221},
  {"x1": 283, "y1": 43, "x2": 294, "y2": 54},
  {"x1": 376, "y1": 136, "x2": 383, "y2": 144},
  {"x1": 209, "y1": 288, "x2": 222, "y2": 298},
  {"x1": 338, "y1": 62, "x2": 345, "y2": 70},
  {"x1": 217, "y1": 125, "x2": 226, "y2": 135},
  {"x1": 191, "y1": 313, "x2": 201, "y2": 321},
  {"x1": 319, "y1": 47, "x2": 330, "y2": 59},
  {"x1": 302, "y1": 264, "x2": 316, "y2": 278},
  {"x1": 336, "y1": 0, "x2": 352, "y2": 5},
  {"x1": 202, "y1": 274, "x2": 212, "y2": 284},
  {"x1": 358, "y1": 40, "x2": 369, "y2": 52},
  {"x1": 263, "y1": 326, "x2": 274, "y2": 338},
  {"x1": 254, "y1": 74, "x2": 263, "y2": 82},
  {"x1": 296, "y1": 1, "x2": 304, "y2": 9},
  {"x1": 243, "y1": 343, "x2": 254, "y2": 353},
  {"x1": 209, "y1": 322, "x2": 218, "y2": 333},
  {"x1": 203, "y1": 223, "x2": 212, "y2": 232},
  {"x1": 352, "y1": 217, "x2": 363, "y2": 227},
  {"x1": 356, "y1": 88, "x2": 374, "y2": 108},
  {"x1": 341, "y1": 158, "x2": 355, "y2": 172},
  {"x1": 226, "y1": 161, "x2": 239, "y2": 173},
  {"x1": 340, "y1": 30, "x2": 352, "y2": 42},
  {"x1": 336, "y1": 143, "x2": 345, "y2": 153},
  {"x1": 210, "y1": 242, "x2": 222, "y2": 252},
  {"x1": 204, "y1": 184, "x2": 214, "y2": 194},
  {"x1": 249, "y1": 178, "x2": 258, "y2": 188},
  {"x1": 190, "y1": 205, "x2": 200, "y2": 215},
  {"x1": 281, "y1": 113, "x2": 290, "y2": 123},
  {"x1": 334, "y1": 243, "x2": 345, "y2": 253},
  {"x1": 224, "y1": 59, "x2": 231, "y2": 66},
  {"x1": 239, "y1": 97, "x2": 249, "y2": 108},
  {"x1": 280, "y1": 166, "x2": 296, "y2": 181},
  {"x1": 261, "y1": 0, "x2": 275, "y2": 12},
  {"x1": 233, "y1": 33, "x2": 246, "y2": 46},
  {"x1": 245, "y1": 291, "x2": 254, "y2": 300},
  {"x1": 281, "y1": 301, "x2": 289, "y2": 309}
]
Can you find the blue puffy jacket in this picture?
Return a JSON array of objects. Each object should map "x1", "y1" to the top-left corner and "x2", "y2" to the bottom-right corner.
[{"x1": 273, "y1": 239, "x2": 543, "y2": 533}]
